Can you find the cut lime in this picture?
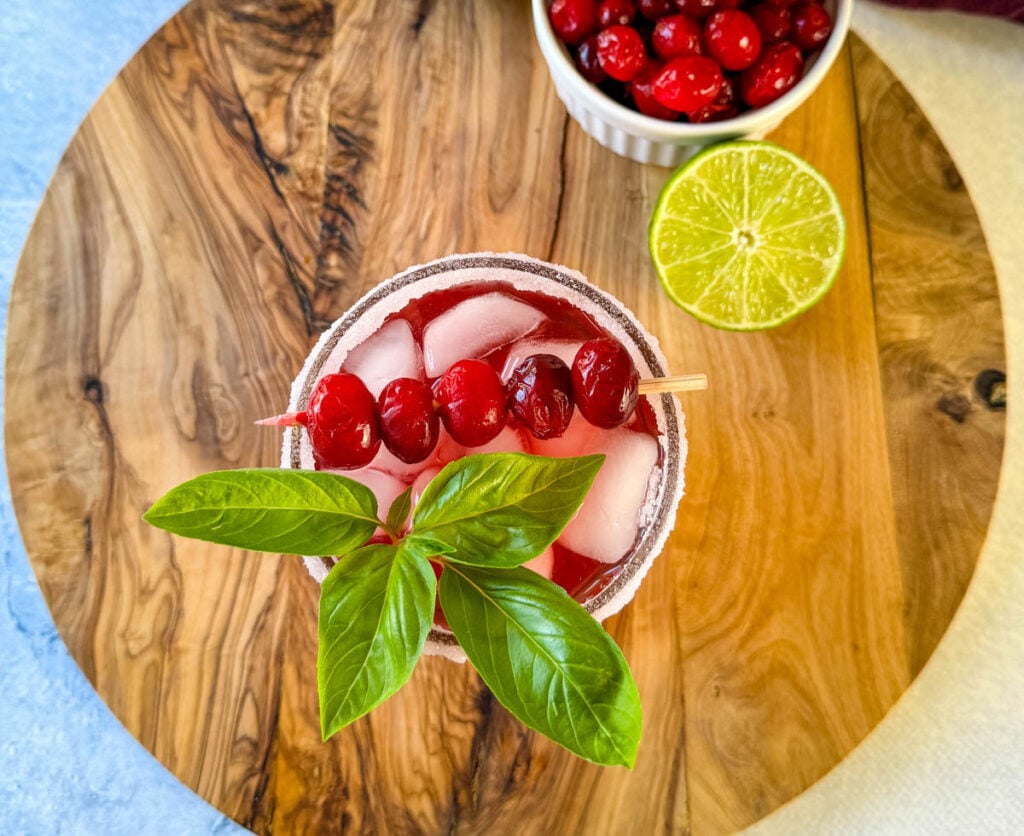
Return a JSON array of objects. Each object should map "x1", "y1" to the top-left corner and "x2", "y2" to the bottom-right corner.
[{"x1": 649, "y1": 141, "x2": 846, "y2": 331}]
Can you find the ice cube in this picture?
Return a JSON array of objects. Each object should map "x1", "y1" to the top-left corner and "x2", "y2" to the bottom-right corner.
[
  {"x1": 431, "y1": 427, "x2": 462, "y2": 465},
  {"x1": 500, "y1": 339, "x2": 585, "y2": 382},
  {"x1": 524, "y1": 547, "x2": 554, "y2": 580},
  {"x1": 435, "y1": 425, "x2": 531, "y2": 462},
  {"x1": 342, "y1": 318, "x2": 423, "y2": 398},
  {"x1": 410, "y1": 466, "x2": 442, "y2": 516},
  {"x1": 469, "y1": 425, "x2": 531, "y2": 456},
  {"x1": 367, "y1": 440, "x2": 436, "y2": 482},
  {"x1": 334, "y1": 467, "x2": 407, "y2": 534},
  {"x1": 422, "y1": 292, "x2": 545, "y2": 377},
  {"x1": 531, "y1": 416, "x2": 659, "y2": 564},
  {"x1": 528, "y1": 413, "x2": 601, "y2": 460}
]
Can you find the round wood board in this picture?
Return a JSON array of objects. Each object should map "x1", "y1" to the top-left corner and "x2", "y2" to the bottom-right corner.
[{"x1": 4, "y1": 1, "x2": 1006, "y2": 832}]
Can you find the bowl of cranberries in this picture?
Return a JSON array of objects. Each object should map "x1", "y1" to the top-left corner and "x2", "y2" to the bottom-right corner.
[
  {"x1": 533, "y1": 0, "x2": 851, "y2": 166},
  {"x1": 278, "y1": 252, "x2": 687, "y2": 661}
]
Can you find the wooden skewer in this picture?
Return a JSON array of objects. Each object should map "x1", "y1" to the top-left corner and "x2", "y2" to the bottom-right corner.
[
  {"x1": 638, "y1": 373, "x2": 708, "y2": 394},
  {"x1": 257, "y1": 374, "x2": 708, "y2": 426}
]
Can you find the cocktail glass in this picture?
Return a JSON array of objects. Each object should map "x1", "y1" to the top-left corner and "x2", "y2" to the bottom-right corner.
[{"x1": 281, "y1": 252, "x2": 687, "y2": 661}]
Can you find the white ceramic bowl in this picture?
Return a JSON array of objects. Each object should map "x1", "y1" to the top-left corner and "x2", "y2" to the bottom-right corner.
[
  {"x1": 282, "y1": 253, "x2": 687, "y2": 662},
  {"x1": 531, "y1": 0, "x2": 853, "y2": 166}
]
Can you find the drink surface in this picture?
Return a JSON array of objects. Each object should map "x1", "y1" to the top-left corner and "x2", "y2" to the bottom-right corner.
[{"x1": 315, "y1": 280, "x2": 665, "y2": 616}]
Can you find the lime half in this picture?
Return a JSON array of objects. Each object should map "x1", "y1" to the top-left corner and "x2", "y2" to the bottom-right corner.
[{"x1": 649, "y1": 141, "x2": 846, "y2": 331}]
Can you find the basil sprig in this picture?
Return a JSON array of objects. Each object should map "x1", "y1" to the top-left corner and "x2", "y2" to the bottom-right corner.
[
  {"x1": 144, "y1": 452, "x2": 643, "y2": 767},
  {"x1": 318, "y1": 544, "x2": 436, "y2": 739},
  {"x1": 413, "y1": 453, "x2": 606, "y2": 568},
  {"x1": 440, "y1": 563, "x2": 641, "y2": 767},
  {"x1": 142, "y1": 468, "x2": 380, "y2": 556}
]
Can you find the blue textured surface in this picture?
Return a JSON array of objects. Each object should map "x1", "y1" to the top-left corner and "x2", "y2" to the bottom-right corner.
[{"x1": 0, "y1": 3, "x2": 246, "y2": 833}]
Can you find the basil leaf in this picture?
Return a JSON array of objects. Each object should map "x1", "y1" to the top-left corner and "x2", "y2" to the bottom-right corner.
[
  {"x1": 143, "y1": 468, "x2": 380, "y2": 556},
  {"x1": 385, "y1": 487, "x2": 413, "y2": 537},
  {"x1": 319, "y1": 544, "x2": 436, "y2": 739},
  {"x1": 413, "y1": 453, "x2": 603, "y2": 568},
  {"x1": 400, "y1": 534, "x2": 454, "y2": 563},
  {"x1": 439, "y1": 563, "x2": 641, "y2": 767}
]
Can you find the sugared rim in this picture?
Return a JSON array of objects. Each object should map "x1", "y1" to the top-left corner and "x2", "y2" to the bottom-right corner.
[
  {"x1": 530, "y1": 0, "x2": 853, "y2": 141},
  {"x1": 285, "y1": 253, "x2": 685, "y2": 653}
]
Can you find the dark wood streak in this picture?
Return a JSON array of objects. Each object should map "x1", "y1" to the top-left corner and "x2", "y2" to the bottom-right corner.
[
  {"x1": 83, "y1": 516, "x2": 94, "y2": 567},
  {"x1": 661, "y1": 610, "x2": 689, "y2": 836},
  {"x1": 937, "y1": 391, "x2": 972, "y2": 423},
  {"x1": 545, "y1": 113, "x2": 570, "y2": 262},
  {"x1": 411, "y1": 0, "x2": 437, "y2": 35},
  {"x1": 315, "y1": 119, "x2": 373, "y2": 304},
  {"x1": 244, "y1": 606, "x2": 286, "y2": 831},
  {"x1": 82, "y1": 375, "x2": 105, "y2": 405},
  {"x1": 271, "y1": 224, "x2": 325, "y2": 336},
  {"x1": 235, "y1": 86, "x2": 290, "y2": 202},
  {"x1": 228, "y1": 1, "x2": 335, "y2": 49},
  {"x1": 975, "y1": 369, "x2": 1007, "y2": 409}
]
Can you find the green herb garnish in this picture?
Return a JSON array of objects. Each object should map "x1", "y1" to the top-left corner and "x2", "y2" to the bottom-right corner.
[{"x1": 144, "y1": 452, "x2": 642, "y2": 767}]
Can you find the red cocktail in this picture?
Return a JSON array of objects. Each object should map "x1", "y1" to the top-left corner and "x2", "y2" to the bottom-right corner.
[{"x1": 281, "y1": 253, "x2": 686, "y2": 661}]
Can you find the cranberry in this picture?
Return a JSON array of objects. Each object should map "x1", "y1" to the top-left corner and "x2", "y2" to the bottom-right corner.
[
  {"x1": 687, "y1": 73, "x2": 740, "y2": 121},
  {"x1": 704, "y1": 10, "x2": 762, "y2": 71},
  {"x1": 638, "y1": 0, "x2": 674, "y2": 19},
  {"x1": 790, "y1": 2, "x2": 833, "y2": 52},
  {"x1": 629, "y1": 61, "x2": 681, "y2": 119},
  {"x1": 560, "y1": 0, "x2": 819, "y2": 119},
  {"x1": 303, "y1": 373, "x2": 381, "y2": 470},
  {"x1": 739, "y1": 40, "x2": 803, "y2": 108},
  {"x1": 549, "y1": 0, "x2": 600, "y2": 45},
  {"x1": 652, "y1": 55, "x2": 723, "y2": 112},
  {"x1": 506, "y1": 354, "x2": 575, "y2": 440},
  {"x1": 377, "y1": 378, "x2": 439, "y2": 464},
  {"x1": 432, "y1": 359, "x2": 507, "y2": 447},
  {"x1": 571, "y1": 338, "x2": 640, "y2": 429},
  {"x1": 651, "y1": 14, "x2": 704, "y2": 61},
  {"x1": 749, "y1": 2, "x2": 792, "y2": 43},
  {"x1": 672, "y1": 0, "x2": 719, "y2": 20},
  {"x1": 596, "y1": 25, "x2": 649, "y2": 82},
  {"x1": 598, "y1": 0, "x2": 636, "y2": 27},
  {"x1": 575, "y1": 35, "x2": 608, "y2": 82}
]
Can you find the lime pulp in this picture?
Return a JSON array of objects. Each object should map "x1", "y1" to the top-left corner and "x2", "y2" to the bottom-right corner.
[{"x1": 648, "y1": 141, "x2": 847, "y2": 331}]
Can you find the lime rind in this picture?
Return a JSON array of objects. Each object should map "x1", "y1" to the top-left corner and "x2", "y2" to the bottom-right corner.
[{"x1": 649, "y1": 141, "x2": 847, "y2": 332}]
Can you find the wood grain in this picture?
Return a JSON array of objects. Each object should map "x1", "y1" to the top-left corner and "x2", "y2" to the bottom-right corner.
[
  {"x1": 3, "y1": 4, "x2": 1005, "y2": 834},
  {"x1": 655, "y1": 46, "x2": 910, "y2": 834},
  {"x1": 850, "y1": 34, "x2": 1007, "y2": 678}
]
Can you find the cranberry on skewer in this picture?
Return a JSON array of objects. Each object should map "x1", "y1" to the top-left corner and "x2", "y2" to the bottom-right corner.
[
  {"x1": 286, "y1": 373, "x2": 382, "y2": 470},
  {"x1": 378, "y1": 378, "x2": 440, "y2": 464},
  {"x1": 257, "y1": 350, "x2": 708, "y2": 455},
  {"x1": 571, "y1": 337, "x2": 640, "y2": 429},
  {"x1": 433, "y1": 359, "x2": 508, "y2": 447},
  {"x1": 506, "y1": 354, "x2": 576, "y2": 440}
]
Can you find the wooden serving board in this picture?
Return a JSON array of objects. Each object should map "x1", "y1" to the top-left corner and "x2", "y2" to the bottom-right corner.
[{"x1": 4, "y1": 2, "x2": 1006, "y2": 832}]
